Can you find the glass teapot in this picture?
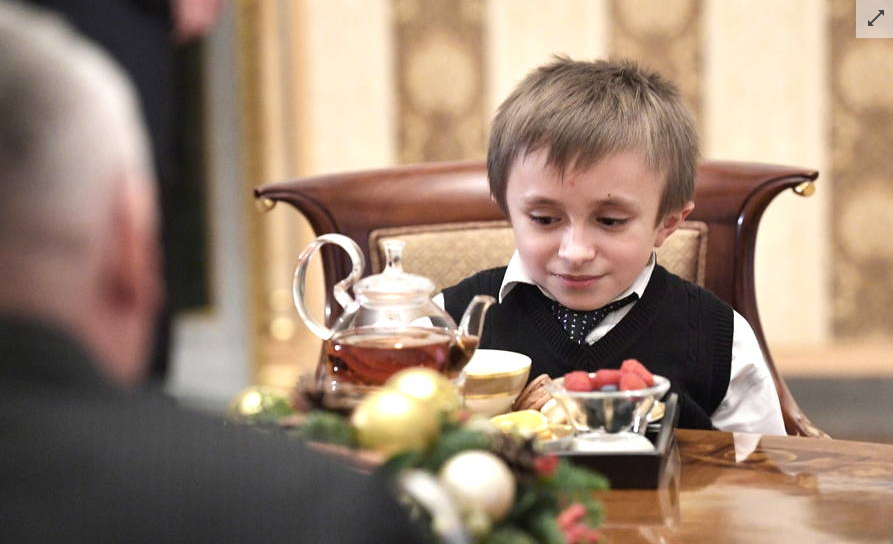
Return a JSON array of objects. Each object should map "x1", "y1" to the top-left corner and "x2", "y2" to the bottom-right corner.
[{"x1": 293, "y1": 234, "x2": 495, "y2": 386}]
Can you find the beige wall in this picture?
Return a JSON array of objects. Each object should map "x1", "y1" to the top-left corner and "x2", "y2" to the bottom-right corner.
[
  {"x1": 703, "y1": 0, "x2": 830, "y2": 347},
  {"x1": 485, "y1": 0, "x2": 609, "y2": 114},
  {"x1": 239, "y1": 0, "x2": 397, "y2": 386},
  {"x1": 299, "y1": 0, "x2": 396, "y2": 173},
  {"x1": 238, "y1": 0, "x2": 891, "y2": 383}
]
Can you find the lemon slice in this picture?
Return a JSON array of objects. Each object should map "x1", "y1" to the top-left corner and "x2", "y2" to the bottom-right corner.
[{"x1": 490, "y1": 410, "x2": 549, "y2": 437}]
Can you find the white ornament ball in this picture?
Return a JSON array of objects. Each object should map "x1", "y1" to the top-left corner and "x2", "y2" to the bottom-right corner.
[{"x1": 438, "y1": 450, "x2": 516, "y2": 522}]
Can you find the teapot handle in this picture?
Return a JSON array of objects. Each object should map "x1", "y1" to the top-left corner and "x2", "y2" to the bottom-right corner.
[{"x1": 292, "y1": 233, "x2": 365, "y2": 340}]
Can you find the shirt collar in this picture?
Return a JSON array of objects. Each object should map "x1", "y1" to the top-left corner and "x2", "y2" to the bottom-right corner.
[{"x1": 498, "y1": 250, "x2": 655, "y2": 305}]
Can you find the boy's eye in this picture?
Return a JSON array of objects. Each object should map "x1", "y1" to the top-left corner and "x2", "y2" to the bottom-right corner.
[
  {"x1": 598, "y1": 217, "x2": 628, "y2": 227},
  {"x1": 529, "y1": 215, "x2": 558, "y2": 226}
]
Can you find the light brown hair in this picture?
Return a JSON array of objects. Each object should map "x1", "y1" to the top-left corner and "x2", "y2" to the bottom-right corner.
[{"x1": 487, "y1": 57, "x2": 699, "y2": 224}]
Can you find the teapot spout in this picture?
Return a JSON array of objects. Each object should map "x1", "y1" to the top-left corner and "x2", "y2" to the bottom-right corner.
[
  {"x1": 458, "y1": 294, "x2": 496, "y2": 343},
  {"x1": 445, "y1": 294, "x2": 495, "y2": 378}
]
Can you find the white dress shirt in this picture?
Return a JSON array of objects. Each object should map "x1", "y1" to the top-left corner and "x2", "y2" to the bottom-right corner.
[{"x1": 435, "y1": 251, "x2": 786, "y2": 435}]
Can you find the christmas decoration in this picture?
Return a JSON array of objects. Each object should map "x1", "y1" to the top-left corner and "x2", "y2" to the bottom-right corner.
[
  {"x1": 351, "y1": 388, "x2": 440, "y2": 456},
  {"x1": 557, "y1": 503, "x2": 601, "y2": 544},
  {"x1": 533, "y1": 455, "x2": 559, "y2": 477},
  {"x1": 226, "y1": 386, "x2": 292, "y2": 426},
  {"x1": 385, "y1": 367, "x2": 462, "y2": 416},
  {"x1": 289, "y1": 410, "x2": 358, "y2": 448},
  {"x1": 291, "y1": 372, "x2": 362, "y2": 416},
  {"x1": 382, "y1": 417, "x2": 607, "y2": 544},
  {"x1": 230, "y1": 374, "x2": 608, "y2": 544},
  {"x1": 439, "y1": 450, "x2": 516, "y2": 522}
]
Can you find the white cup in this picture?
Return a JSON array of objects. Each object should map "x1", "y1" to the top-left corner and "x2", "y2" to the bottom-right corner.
[{"x1": 460, "y1": 349, "x2": 532, "y2": 417}]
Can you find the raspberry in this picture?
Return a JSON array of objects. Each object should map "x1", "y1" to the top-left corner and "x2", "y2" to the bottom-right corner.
[
  {"x1": 619, "y1": 372, "x2": 647, "y2": 391},
  {"x1": 590, "y1": 369, "x2": 622, "y2": 390},
  {"x1": 620, "y1": 358, "x2": 655, "y2": 387},
  {"x1": 564, "y1": 371, "x2": 592, "y2": 391}
]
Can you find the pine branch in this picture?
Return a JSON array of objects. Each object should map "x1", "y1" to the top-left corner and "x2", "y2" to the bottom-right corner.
[
  {"x1": 479, "y1": 524, "x2": 539, "y2": 544},
  {"x1": 524, "y1": 510, "x2": 566, "y2": 544},
  {"x1": 380, "y1": 450, "x2": 426, "y2": 475},
  {"x1": 289, "y1": 410, "x2": 357, "y2": 447},
  {"x1": 421, "y1": 427, "x2": 493, "y2": 472},
  {"x1": 551, "y1": 461, "x2": 610, "y2": 494},
  {"x1": 579, "y1": 496, "x2": 604, "y2": 529}
]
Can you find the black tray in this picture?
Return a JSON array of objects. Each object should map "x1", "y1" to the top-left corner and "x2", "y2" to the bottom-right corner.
[{"x1": 547, "y1": 393, "x2": 679, "y2": 489}]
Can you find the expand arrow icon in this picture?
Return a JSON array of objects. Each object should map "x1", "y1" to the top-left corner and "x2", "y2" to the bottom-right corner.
[{"x1": 868, "y1": 9, "x2": 884, "y2": 26}]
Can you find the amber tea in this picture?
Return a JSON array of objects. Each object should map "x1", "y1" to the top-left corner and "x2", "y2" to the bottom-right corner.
[{"x1": 325, "y1": 326, "x2": 478, "y2": 386}]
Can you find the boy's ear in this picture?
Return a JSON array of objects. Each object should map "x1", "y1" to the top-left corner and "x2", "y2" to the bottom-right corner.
[{"x1": 653, "y1": 200, "x2": 695, "y2": 248}]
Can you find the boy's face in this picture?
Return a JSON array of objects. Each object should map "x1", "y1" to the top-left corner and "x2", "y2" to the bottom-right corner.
[{"x1": 505, "y1": 148, "x2": 692, "y2": 311}]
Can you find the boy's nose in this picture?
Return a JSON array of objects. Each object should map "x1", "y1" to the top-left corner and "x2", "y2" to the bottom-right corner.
[{"x1": 558, "y1": 226, "x2": 596, "y2": 264}]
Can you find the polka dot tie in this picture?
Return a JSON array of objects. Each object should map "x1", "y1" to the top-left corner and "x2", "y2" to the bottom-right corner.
[{"x1": 550, "y1": 293, "x2": 639, "y2": 344}]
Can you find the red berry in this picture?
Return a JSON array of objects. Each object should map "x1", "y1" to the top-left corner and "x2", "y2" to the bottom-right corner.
[
  {"x1": 564, "y1": 371, "x2": 592, "y2": 391},
  {"x1": 563, "y1": 523, "x2": 587, "y2": 544},
  {"x1": 620, "y1": 358, "x2": 655, "y2": 387},
  {"x1": 619, "y1": 373, "x2": 647, "y2": 391},
  {"x1": 557, "y1": 503, "x2": 586, "y2": 529},
  {"x1": 533, "y1": 455, "x2": 558, "y2": 477},
  {"x1": 589, "y1": 369, "x2": 622, "y2": 390}
]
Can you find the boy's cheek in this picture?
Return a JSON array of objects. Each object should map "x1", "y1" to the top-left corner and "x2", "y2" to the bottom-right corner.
[
  {"x1": 513, "y1": 227, "x2": 556, "y2": 254},
  {"x1": 510, "y1": 221, "x2": 544, "y2": 248}
]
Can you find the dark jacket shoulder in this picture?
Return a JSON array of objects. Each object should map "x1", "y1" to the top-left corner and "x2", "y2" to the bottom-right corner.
[{"x1": 443, "y1": 267, "x2": 506, "y2": 320}]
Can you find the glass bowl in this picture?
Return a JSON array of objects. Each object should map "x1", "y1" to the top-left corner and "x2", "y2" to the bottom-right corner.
[{"x1": 545, "y1": 374, "x2": 670, "y2": 435}]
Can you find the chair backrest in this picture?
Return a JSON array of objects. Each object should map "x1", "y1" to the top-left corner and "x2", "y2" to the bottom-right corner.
[{"x1": 255, "y1": 160, "x2": 825, "y2": 438}]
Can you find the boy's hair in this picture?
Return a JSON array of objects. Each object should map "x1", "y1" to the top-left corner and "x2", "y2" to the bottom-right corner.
[{"x1": 487, "y1": 57, "x2": 699, "y2": 224}]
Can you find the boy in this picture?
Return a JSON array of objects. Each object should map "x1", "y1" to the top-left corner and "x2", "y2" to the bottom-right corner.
[{"x1": 440, "y1": 58, "x2": 785, "y2": 434}]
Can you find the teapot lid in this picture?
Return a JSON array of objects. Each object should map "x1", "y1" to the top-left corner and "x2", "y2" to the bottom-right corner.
[{"x1": 354, "y1": 240, "x2": 434, "y2": 302}]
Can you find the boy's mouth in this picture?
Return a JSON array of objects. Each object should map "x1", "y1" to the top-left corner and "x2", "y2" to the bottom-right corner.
[{"x1": 552, "y1": 273, "x2": 602, "y2": 288}]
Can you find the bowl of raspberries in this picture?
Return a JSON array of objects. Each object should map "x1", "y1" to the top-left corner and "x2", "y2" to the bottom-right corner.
[{"x1": 545, "y1": 359, "x2": 670, "y2": 435}]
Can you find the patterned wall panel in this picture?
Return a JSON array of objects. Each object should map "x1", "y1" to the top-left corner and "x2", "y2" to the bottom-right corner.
[
  {"x1": 609, "y1": 0, "x2": 703, "y2": 128},
  {"x1": 238, "y1": 0, "x2": 309, "y2": 387},
  {"x1": 394, "y1": 0, "x2": 486, "y2": 162},
  {"x1": 830, "y1": 0, "x2": 893, "y2": 338}
]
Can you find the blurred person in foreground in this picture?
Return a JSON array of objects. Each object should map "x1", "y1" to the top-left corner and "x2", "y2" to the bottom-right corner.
[
  {"x1": 0, "y1": 3, "x2": 420, "y2": 543},
  {"x1": 20, "y1": 0, "x2": 224, "y2": 382},
  {"x1": 23, "y1": 0, "x2": 222, "y2": 387}
]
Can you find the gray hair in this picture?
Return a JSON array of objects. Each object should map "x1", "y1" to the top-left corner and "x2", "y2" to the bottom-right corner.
[{"x1": 0, "y1": 2, "x2": 152, "y2": 249}]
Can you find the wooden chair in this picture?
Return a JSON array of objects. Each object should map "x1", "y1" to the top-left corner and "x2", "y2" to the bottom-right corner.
[{"x1": 255, "y1": 160, "x2": 827, "y2": 438}]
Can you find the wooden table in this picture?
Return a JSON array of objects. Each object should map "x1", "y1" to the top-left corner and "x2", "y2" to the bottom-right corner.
[{"x1": 595, "y1": 429, "x2": 893, "y2": 543}]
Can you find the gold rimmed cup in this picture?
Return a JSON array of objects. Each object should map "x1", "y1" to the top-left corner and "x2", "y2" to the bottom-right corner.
[{"x1": 460, "y1": 349, "x2": 532, "y2": 416}]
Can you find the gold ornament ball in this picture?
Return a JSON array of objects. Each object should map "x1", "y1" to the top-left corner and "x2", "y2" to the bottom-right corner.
[
  {"x1": 385, "y1": 367, "x2": 461, "y2": 415},
  {"x1": 226, "y1": 386, "x2": 288, "y2": 421},
  {"x1": 438, "y1": 450, "x2": 516, "y2": 522},
  {"x1": 351, "y1": 389, "x2": 440, "y2": 456}
]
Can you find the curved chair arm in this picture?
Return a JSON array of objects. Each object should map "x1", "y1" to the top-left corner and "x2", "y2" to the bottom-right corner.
[{"x1": 709, "y1": 164, "x2": 827, "y2": 438}]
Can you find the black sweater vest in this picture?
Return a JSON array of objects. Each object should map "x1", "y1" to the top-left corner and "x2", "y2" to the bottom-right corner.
[{"x1": 443, "y1": 265, "x2": 733, "y2": 430}]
